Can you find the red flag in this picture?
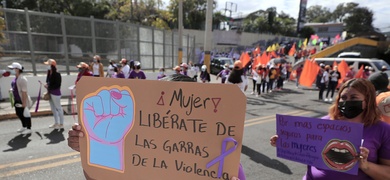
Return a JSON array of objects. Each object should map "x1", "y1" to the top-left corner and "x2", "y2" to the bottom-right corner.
[
  {"x1": 240, "y1": 52, "x2": 251, "y2": 67},
  {"x1": 288, "y1": 43, "x2": 296, "y2": 56},
  {"x1": 354, "y1": 65, "x2": 364, "y2": 78}
]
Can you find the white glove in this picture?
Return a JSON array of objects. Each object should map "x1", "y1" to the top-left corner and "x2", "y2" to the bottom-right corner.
[{"x1": 23, "y1": 107, "x2": 31, "y2": 118}]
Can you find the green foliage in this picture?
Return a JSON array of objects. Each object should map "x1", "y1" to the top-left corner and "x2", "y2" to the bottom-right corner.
[
  {"x1": 241, "y1": 7, "x2": 296, "y2": 36},
  {"x1": 344, "y1": 7, "x2": 374, "y2": 35},
  {"x1": 299, "y1": 26, "x2": 315, "y2": 40},
  {"x1": 306, "y1": 5, "x2": 332, "y2": 23}
]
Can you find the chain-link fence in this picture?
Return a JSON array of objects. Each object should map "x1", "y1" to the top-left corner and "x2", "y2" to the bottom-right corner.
[{"x1": 0, "y1": 8, "x2": 195, "y2": 75}]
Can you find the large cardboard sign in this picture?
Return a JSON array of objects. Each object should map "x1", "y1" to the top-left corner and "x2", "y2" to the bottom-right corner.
[
  {"x1": 276, "y1": 114, "x2": 363, "y2": 175},
  {"x1": 76, "y1": 77, "x2": 246, "y2": 180}
]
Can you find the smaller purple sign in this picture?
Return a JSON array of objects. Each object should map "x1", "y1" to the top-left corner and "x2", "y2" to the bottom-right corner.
[{"x1": 276, "y1": 114, "x2": 363, "y2": 175}]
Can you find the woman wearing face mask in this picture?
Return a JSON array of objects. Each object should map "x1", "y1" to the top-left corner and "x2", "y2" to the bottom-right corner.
[
  {"x1": 157, "y1": 67, "x2": 166, "y2": 80},
  {"x1": 200, "y1": 65, "x2": 211, "y2": 83},
  {"x1": 226, "y1": 61, "x2": 246, "y2": 92},
  {"x1": 128, "y1": 61, "x2": 146, "y2": 79},
  {"x1": 8, "y1": 62, "x2": 33, "y2": 134},
  {"x1": 216, "y1": 63, "x2": 230, "y2": 84},
  {"x1": 270, "y1": 78, "x2": 390, "y2": 179},
  {"x1": 106, "y1": 60, "x2": 116, "y2": 78},
  {"x1": 89, "y1": 55, "x2": 104, "y2": 77},
  {"x1": 318, "y1": 65, "x2": 330, "y2": 101},
  {"x1": 43, "y1": 59, "x2": 65, "y2": 129},
  {"x1": 75, "y1": 62, "x2": 93, "y2": 85}
]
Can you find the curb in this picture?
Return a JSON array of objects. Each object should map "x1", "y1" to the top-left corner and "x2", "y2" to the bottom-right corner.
[{"x1": 0, "y1": 110, "x2": 53, "y2": 121}]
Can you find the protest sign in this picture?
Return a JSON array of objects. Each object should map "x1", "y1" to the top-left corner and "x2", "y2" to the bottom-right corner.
[
  {"x1": 76, "y1": 77, "x2": 246, "y2": 180},
  {"x1": 276, "y1": 114, "x2": 363, "y2": 175}
]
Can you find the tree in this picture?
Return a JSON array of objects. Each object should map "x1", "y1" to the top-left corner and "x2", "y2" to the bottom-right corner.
[
  {"x1": 344, "y1": 7, "x2": 374, "y2": 35},
  {"x1": 299, "y1": 26, "x2": 315, "y2": 40},
  {"x1": 241, "y1": 8, "x2": 296, "y2": 36},
  {"x1": 305, "y1": 5, "x2": 332, "y2": 23},
  {"x1": 168, "y1": 0, "x2": 216, "y2": 30},
  {"x1": 331, "y1": 2, "x2": 359, "y2": 22}
]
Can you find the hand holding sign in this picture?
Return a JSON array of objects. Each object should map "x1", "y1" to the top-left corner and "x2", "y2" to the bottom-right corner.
[{"x1": 82, "y1": 86, "x2": 135, "y2": 171}]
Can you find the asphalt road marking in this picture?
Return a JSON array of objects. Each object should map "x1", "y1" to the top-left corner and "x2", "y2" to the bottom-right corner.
[
  {"x1": 0, "y1": 110, "x2": 315, "y2": 177},
  {"x1": 0, "y1": 158, "x2": 81, "y2": 178},
  {"x1": 0, "y1": 152, "x2": 80, "y2": 170},
  {"x1": 244, "y1": 111, "x2": 313, "y2": 127},
  {"x1": 244, "y1": 110, "x2": 304, "y2": 123}
]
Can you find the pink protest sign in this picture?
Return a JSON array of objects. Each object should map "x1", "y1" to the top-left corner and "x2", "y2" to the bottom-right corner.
[{"x1": 76, "y1": 77, "x2": 246, "y2": 179}]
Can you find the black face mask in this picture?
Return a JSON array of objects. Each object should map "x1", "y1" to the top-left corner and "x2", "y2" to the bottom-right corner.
[{"x1": 337, "y1": 100, "x2": 363, "y2": 119}]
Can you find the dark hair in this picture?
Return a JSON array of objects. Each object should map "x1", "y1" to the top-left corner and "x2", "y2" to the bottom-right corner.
[
  {"x1": 228, "y1": 69, "x2": 243, "y2": 84},
  {"x1": 161, "y1": 74, "x2": 196, "y2": 82},
  {"x1": 51, "y1": 65, "x2": 57, "y2": 73},
  {"x1": 329, "y1": 78, "x2": 380, "y2": 126}
]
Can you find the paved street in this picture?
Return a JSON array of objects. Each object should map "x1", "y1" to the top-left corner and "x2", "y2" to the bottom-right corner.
[{"x1": 0, "y1": 80, "x2": 332, "y2": 180}]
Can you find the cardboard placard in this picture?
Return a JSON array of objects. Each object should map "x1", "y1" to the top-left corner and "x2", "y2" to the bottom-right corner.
[
  {"x1": 276, "y1": 114, "x2": 363, "y2": 175},
  {"x1": 76, "y1": 77, "x2": 246, "y2": 180}
]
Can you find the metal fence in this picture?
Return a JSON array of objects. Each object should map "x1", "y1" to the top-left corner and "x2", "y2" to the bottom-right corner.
[{"x1": 0, "y1": 8, "x2": 196, "y2": 75}]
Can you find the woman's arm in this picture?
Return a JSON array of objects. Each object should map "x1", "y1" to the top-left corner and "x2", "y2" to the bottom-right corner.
[
  {"x1": 361, "y1": 158, "x2": 390, "y2": 179},
  {"x1": 359, "y1": 147, "x2": 390, "y2": 180}
]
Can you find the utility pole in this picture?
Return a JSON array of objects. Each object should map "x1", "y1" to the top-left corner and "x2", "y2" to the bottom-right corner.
[
  {"x1": 178, "y1": 0, "x2": 183, "y2": 65},
  {"x1": 203, "y1": 0, "x2": 213, "y2": 73},
  {"x1": 223, "y1": 2, "x2": 237, "y2": 30}
]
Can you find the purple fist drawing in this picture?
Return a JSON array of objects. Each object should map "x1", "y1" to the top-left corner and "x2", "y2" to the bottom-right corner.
[{"x1": 81, "y1": 86, "x2": 135, "y2": 171}]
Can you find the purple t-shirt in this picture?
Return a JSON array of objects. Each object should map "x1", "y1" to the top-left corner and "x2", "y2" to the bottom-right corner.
[
  {"x1": 129, "y1": 70, "x2": 146, "y2": 79},
  {"x1": 304, "y1": 119, "x2": 390, "y2": 180},
  {"x1": 115, "y1": 72, "x2": 125, "y2": 78},
  {"x1": 11, "y1": 78, "x2": 21, "y2": 101}
]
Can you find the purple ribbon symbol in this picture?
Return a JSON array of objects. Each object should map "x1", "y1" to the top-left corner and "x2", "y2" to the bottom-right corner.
[{"x1": 206, "y1": 137, "x2": 238, "y2": 178}]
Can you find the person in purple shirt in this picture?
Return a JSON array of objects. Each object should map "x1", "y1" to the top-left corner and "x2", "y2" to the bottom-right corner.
[
  {"x1": 128, "y1": 61, "x2": 146, "y2": 79},
  {"x1": 112, "y1": 64, "x2": 125, "y2": 78},
  {"x1": 180, "y1": 63, "x2": 188, "y2": 76},
  {"x1": 270, "y1": 78, "x2": 390, "y2": 180},
  {"x1": 44, "y1": 59, "x2": 64, "y2": 129},
  {"x1": 157, "y1": 67, "x2": 166, "y2": 80},
  {"x1": 217, "y1": 63, "x2": 231, "y2": 83}
]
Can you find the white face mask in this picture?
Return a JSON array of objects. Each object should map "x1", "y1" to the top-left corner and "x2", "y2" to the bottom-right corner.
[
  {"x1": 10, "y1": 70, "x2": 16, "y2": 75},
  {"x1": 93, "y1": 58, "x2": 97, "y2": 63},
  {"x1": 47, "y1": 66, "x2": 51, "y2": 70}
]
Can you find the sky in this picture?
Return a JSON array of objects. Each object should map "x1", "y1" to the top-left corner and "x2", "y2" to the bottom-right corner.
[{"x1": 161, "y1": 0, "x2": 390, "y2": 32}]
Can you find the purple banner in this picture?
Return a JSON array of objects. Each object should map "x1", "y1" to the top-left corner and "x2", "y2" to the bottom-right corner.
[{"x1": 276, "y1": 114, "x2": 363, "y2": 175}]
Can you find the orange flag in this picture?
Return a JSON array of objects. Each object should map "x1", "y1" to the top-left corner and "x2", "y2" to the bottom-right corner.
[
  {"x1": 333, "y1": 61, "x2": 337, "y2": 69},
  {"x1": 338, "y1": 60, "x2": 349, "y2": 84},
  {"x1": 253, "y1": 46, "x2": 261, "y2": 57},
  {"x1": 240, "y1": 52, "x2": 251, "y2": 67},
  {"x1": 299, "y1": 59, "x2": 320, "y2": 88},
  {"x1": 252, "y1": 55, "x2": 261, "y2": 70},
  {"x1": 271, "y1": 51, "x2": 277, "y2": 58},
  {"x1": 259, "y1": 52, "x2": 267, "y2": 65},
  {"x1": 288, "y1": 43, "x2": 296, "y2": 56},
  {"x1": 354, "y1": 65, "x2": 364, "y2": 78}
]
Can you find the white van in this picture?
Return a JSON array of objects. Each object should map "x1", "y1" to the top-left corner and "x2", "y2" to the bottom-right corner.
[{"x1": 293, "y1": 58, "x2": 390, "y2": 77}]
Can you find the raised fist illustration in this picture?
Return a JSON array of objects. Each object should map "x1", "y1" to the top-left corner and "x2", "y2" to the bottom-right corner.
[{"x1": 81, "y1": 86, "x2": 135, "y2": 171}]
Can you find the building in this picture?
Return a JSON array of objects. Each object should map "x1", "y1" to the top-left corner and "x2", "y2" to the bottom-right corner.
[{"x1": 304, "y1": 23, "x2": 344, "y2": 38}]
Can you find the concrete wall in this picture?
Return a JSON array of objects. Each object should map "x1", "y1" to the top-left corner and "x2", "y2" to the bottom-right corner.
[
  {"x1": 183, "y1": 29, "x2": 300, "y2": 51},
  {"x1": 0, "y1": 72, "x2": 164, "y2": 99}
]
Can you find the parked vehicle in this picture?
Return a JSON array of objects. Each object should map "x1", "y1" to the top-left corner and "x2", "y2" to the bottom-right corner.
[
  {"x1": 210, "y1": 57, "x2": 234, "y2": 75},
  {"x1": 337, "y1": 52, "x2": 362, "y2": 58},
  {"x1": 293, "y1": 58, "x2": 390, "y2": 77}
]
